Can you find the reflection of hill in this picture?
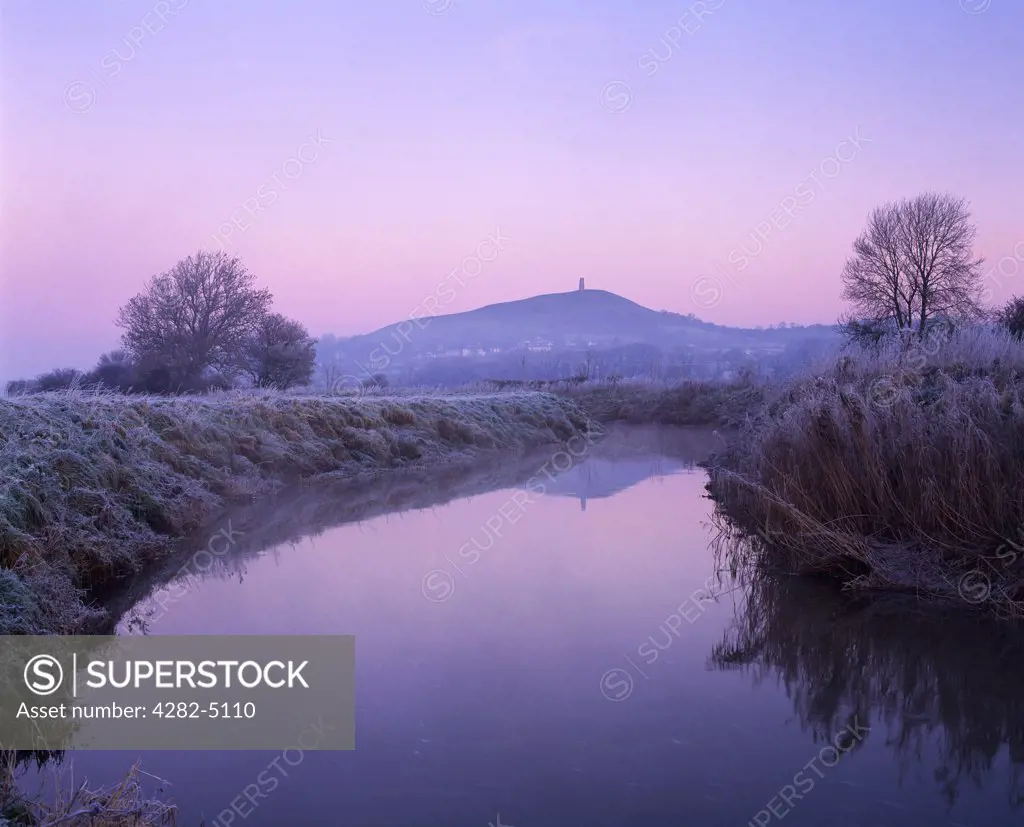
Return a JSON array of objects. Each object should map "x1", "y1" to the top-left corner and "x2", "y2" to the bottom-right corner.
[
  {"x1": 539, "y1": 458, "x2": 696, "y2": 508},
  {"x1": 709, "y1": 530, "x2": 1024, "y2": 810},
  {"x1": 102, "y1": 449, "x2": 570, "y2": 629},
  {"x1": 105, "y1": 425, "x2": 718, "y2": 627},
  {"x1": 536, "y1": 424, "x2": 719, "y2": 507}
]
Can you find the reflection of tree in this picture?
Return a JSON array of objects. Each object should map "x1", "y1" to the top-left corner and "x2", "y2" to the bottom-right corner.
[
  {"x1": 2, "y1": 749, "x2": 63, "y2": 811},
  {"x1": 709, "y1": 528, "x2": 1024, "y2": 811}
]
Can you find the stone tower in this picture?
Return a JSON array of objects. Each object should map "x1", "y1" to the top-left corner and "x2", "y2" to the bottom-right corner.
[{"x1": 578, "y1": 277, "x2": 585, "y2": 292}]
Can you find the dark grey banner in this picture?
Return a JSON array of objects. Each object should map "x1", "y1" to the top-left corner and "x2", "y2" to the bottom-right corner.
[{"x1": 0, "y1": 635, "x2": 354, "y2": 750}]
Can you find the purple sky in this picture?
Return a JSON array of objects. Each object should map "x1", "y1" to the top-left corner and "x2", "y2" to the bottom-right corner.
[{"x1": 2, "y1": 0, "x2": 1022, "y2": 380}]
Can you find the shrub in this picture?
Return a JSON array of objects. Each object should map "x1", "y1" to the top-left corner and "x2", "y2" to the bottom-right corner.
[
  {"x1": 34, "y1": 368, "x2": 83, "y2": 392},
  {"x1": 362, "y1": 373, "x2": 389, "y2": 388},
  {"x1": 996, "y1": 296, "x2": 1024, "y2": 341},
  {"x1": 85, "y1": 350, "x2": 136, "y2": 391},
  {"x1": 244, "y1": 313, "x2": 317, "y2": 390},
  {"x1": 4, "y1": 379, "x2": 36, "y2": 396}
]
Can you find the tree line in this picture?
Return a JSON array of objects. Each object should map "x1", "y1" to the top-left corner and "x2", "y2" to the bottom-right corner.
[
  {"x1": 5, "y1": 250, "x2": 317, "y2": 396},
  {"x1": 8, "y1": 196, "x2": 1024, "y2": 399}
]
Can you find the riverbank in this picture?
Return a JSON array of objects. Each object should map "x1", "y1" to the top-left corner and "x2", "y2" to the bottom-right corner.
[
  {"x1": 706, "y1": 327, "x2": 1024, "y2": 616},
  {"x1": 0, "y1": 390, "x2": 596, "y2": 636}
]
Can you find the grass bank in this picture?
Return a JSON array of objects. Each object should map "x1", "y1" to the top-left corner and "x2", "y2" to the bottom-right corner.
[
  {"x1": 706, "y1": 327, "x2": 1024, "y2": 615},
  {"x1": 0, "y1": 389, "x2": 596, "y2": 635}
]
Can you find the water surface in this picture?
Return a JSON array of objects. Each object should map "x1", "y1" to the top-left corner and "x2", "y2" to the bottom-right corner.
[{"x1": 24, "y1": 425, "x2": 1024, "y2": 825}]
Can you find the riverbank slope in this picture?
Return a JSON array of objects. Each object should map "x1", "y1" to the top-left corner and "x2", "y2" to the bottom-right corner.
[{"x1": 0, "y1": 391, "x2": 596, "y2": 635}]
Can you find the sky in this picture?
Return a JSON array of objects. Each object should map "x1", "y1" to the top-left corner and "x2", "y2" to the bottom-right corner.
[{"x1": 2, "y1": 0, "x2": 1023, "y2": 380}]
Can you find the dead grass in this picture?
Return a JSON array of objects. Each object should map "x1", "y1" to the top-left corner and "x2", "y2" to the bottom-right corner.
[
  {"x1": 0, "y1": 389, "x2": 595, "y2": 634},
  {"x1": 706, "y1": 326, "x2": 1024, "y2": 614},
  {"x1": 2, "y1": 759, "x2": 176, "y2": 826}
]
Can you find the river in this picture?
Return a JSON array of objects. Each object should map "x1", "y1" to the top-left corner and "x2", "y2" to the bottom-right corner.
[{"x1": 19, "y1": 425, "x2": 1024, "y2": 825}]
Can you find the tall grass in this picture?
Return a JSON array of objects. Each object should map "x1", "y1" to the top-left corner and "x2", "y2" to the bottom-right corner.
[
  {"x1": 0, "y1": 389, "x2": 595, "y2": 634},
  {"x1": 2, "y1": 759, "x2": 177, "y2": 826},
  {"x1": 706, "y1": 325, "x2": 1024, "y2": 613}
]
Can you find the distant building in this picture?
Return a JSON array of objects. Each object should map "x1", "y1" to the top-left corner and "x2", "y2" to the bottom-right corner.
[{"x1": 578, "y1": 278, "x2": 585, "y2": 292}]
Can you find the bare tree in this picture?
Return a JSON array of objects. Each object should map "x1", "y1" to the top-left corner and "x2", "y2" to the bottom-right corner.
[
  {"x1": 580, "y1": 347, "x2": 597, "y2": 380},
  {"x1": 244, "y1": 313, "x2": 317, "y2": 390},
  {"x1": 841, "y1": 204, "x2": 914, "y2": 331},
  {"x1": 117, "y1": 251, "x2": 272, "y2": 387},
  {"x1": 840, "y1": 192, "x2": 985, "y2": 337},
  {"x1": 319, "y1": 356, "x2": 343, "y2": 392},
  {"x1": 902, "y1": 193, "x2": 985, "y2": 331}
]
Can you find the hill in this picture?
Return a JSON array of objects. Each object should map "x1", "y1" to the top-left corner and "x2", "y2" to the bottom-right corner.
[{"x1": 317, "y1": 288, "x2": 839, "y2": 384}]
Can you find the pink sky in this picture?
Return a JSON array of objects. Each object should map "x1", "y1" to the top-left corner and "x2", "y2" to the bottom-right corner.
[{"x1": 2, "y1": 0, "x2": 1023, "y2": 379}]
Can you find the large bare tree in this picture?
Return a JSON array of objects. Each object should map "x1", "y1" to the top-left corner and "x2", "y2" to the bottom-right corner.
[
  {"x1": 840, "y1": 192, "x2": 985, "y2": 336},
  {"x1": 117, "y1": 251, "x2": 272, "y2": 387}
]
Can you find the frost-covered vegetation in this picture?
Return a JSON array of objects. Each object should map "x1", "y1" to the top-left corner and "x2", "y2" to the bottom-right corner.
[
  {"x1": 1, "y1": 758, "x2": 177, "y2": 826},
  {"x1": 0, "y1": 389, "x2": 594, "y2": 634},
  {"x1": 707, "y1": 325, "x2": 1024, "y2": 615}
]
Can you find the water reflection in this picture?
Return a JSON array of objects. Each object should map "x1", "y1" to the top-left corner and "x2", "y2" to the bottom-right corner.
[
  {"x1": 539, "y1": 424, "x2": 718, "y2": 509},
  {"x1": 12, "y1": 426, "x2": 1024, "y2": 825},
  {"x1": 106, "y1": 449, "x2": 585, "y2": 631},
  {"x1": 710, "y1": 529, "x2": 1024, "y2": 811},
  {"x1": 109, "y1": 424, "x2": 718, "y2": 632}
]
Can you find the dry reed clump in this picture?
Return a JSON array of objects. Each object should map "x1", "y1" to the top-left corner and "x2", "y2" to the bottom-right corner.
[
  {"x1": 706, "y1": 326, "x2": 1024, "y2": 613},
  {"x1": 0, "y1": 389, "x2": 595, "y2": 634},
  {"x1": 2, "y1": 758, "x2": 176, "y2": 826}
]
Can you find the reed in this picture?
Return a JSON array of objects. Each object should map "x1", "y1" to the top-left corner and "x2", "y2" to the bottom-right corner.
[{"x1": 706, "y1": 326, "x2": 1024, "y2": 614}]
